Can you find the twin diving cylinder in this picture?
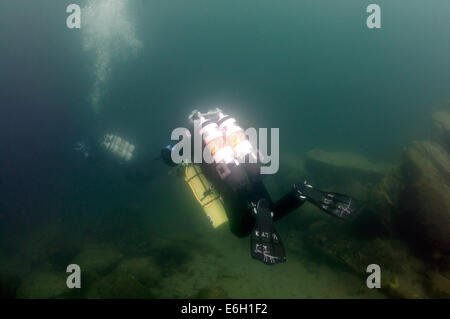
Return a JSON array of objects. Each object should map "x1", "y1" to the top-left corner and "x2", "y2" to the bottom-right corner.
[
  {"x1": 102, "y1": 134, "x2": 135, "y2": 162},
  {"x1": 218, "y1": 114, "x2": 257, "y2": 163},
  {"x1": 184, "y1": 109, "x2": 260, "y2": 229},
  {"x1": 193, "y1": 108, "x2": 259, "y2": 189}
]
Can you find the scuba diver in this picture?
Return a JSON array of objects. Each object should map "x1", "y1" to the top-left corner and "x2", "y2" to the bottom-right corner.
[
  {"x1": 160, "y1": 109, "x2": 362, "y2": 265},
  {"x1": 74, "y1": 133, "x2": 159, "y2": 184},
  {"x1": 74, "y1": 134, "x2": 136, "y2": 162}
]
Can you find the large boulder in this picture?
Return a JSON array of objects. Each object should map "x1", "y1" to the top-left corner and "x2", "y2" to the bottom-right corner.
[
  {"x1": 358, "y1": 170, "x2": 402, "y2": 237},
  {"x1": 113, "y1": 257, "x2": 162, "y2": 286},
  {"x1": 71, "y1": 243, "x2": 123, "y2": 283},
  {"x1": 192, "y1": 286, "x2": 230, "y2": 299},
  {"x1": 86, "y1": 271, "x2": 152, "y2": 299},
  {"x1": 432, "y1": 109, "x2": 450, "y2": 151},
  {"x1": 86, "y1": 257, "x2": 161, "y2": 298},
  {"x1": 398, "y1": 141, "x2": 450, "y2": 256},
  {"x1": 425, "y1": 271, "x2": 450, "y2": 298},
  {"x1": 19, "y1": 221, "x2": 81, "y2": 267},
  {"x1": 304, "y1": 149, "x2": 392, "y2": 191},
  {"x1": 303, "y1": 221, "x2": 427, "y2": 298},
  {"x1": 16, "y1": 271, "x2": 68, "y2": 299}
]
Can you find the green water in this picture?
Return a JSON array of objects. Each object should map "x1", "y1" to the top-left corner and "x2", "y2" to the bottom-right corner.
[{"x1": 0, "y1": 0, "x2": 449, "y2": 298}]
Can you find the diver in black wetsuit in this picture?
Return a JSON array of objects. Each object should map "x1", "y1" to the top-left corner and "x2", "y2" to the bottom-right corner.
[
  {"x1": 74, "y1": 133, "x2": 159, "y2": 184},
  {"x1": 161, "y1": 109, "x2": 362, "y2": 265}
]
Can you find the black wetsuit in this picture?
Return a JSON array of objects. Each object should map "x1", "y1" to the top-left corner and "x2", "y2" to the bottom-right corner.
[
  {"x1": 201, "y1": 161, "x2": 305, "y2": 238},
  {"x1": 162, "y1": 122, "x2": 359, "y2": 250},
  {"x1": 161, "y1": 118, "x2": 361, "y2": 265},
  {"x1": 162, "y1": 124, "x2": 306, "y2": 238}
]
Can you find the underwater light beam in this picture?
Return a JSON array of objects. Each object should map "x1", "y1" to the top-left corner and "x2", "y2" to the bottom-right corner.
[{"x1": 82, "y1": 0, "x2": 142, "y2": 113}]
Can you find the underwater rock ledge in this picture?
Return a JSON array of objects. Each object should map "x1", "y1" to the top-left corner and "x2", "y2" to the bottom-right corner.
[
  {"x1": 398, "y1": 140, "x2": 450, "y2": 256},
  {"x1": 432, "y1": 109, "x2": 450, "y2": 151},
  {"x1": 300, "y1": 109, "x2": 450, "y2": 298},
  {"x1": 304, "y1": 149, "x2": 392, "y2": 188}
]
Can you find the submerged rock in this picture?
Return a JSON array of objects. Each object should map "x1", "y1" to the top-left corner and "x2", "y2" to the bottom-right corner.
[
  {"x1": 19, "y1": 221, "x2": 81, "y2": 268},
  {"x1": 16, "y1": 271, "x2": 67, "y2": 299},
  {"x1": 360, "y1": 138, "x2": 450, "y2": 258},
  {"x1": 150, "y1": 236, "x2": 194, "y2": 276},
  {"x1": 85, "y1": 257, "x2": 162, "y2": 298},
  {"x1": 432, "y1": 109, "x2": 450, "y2": 151},
  {"x1": 71, "y1": 243, "x2": 123, "y2": 282},
  {"x1": 192, "y1": 286, "x2": 229, "y2": 299},
  {"x1": 0, "y1": 274, "x2": 19, "y2": 299},
  {"x1": 86, "y1": 271, "x2": 153, "y2": 299},
  {"x1": 425, "y1": 271, "x2": 450, "y2": 298},
  {"x1": 303, "y1": 222, "x2": 427, "y2": 298},
  {"x1": 358, "y1": 171, "x2": 402, "y2": 237},
  {"x1": 297, "y1": 112, "x2": 450, "y2": 298},
  {"x1": 304, "y1": 149, "x2": 391, "y2": 188},
  {"x1": 398, "y1": 141, "x2": 450, "y2": 256},
  {"x1": 114, "y1": 257, "x2": 162, "y2": 286}
]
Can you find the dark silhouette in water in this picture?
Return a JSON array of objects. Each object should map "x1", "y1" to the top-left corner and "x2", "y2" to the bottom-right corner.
[
  {"x1": 160, "y1": 109, "x2": 363, "y2": 265},
  {"x1": 74, "y1": 132, "x2": 163, "y2": 185}
]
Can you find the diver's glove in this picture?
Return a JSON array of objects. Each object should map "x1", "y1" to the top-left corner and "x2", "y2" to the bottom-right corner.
[
  {"x1": 250, "y1": 198, "x2": 286, "y2": 265},
  {"x1": 294, "y1": 181, "x2": 361, "y2": 220}
]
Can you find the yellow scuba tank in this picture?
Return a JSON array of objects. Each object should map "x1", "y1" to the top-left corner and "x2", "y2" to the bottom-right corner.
[{"x1": 184, "y1": 163, "x2": 229, "y2": 228}]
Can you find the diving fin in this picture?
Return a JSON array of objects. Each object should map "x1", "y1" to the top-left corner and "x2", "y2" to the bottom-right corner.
[
  {"x1": 250, "y1": 198, "x2": 286, "y2": 265},
  {"x1": 294, "y1": 181, "x2": 362, "y2": 220}
]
